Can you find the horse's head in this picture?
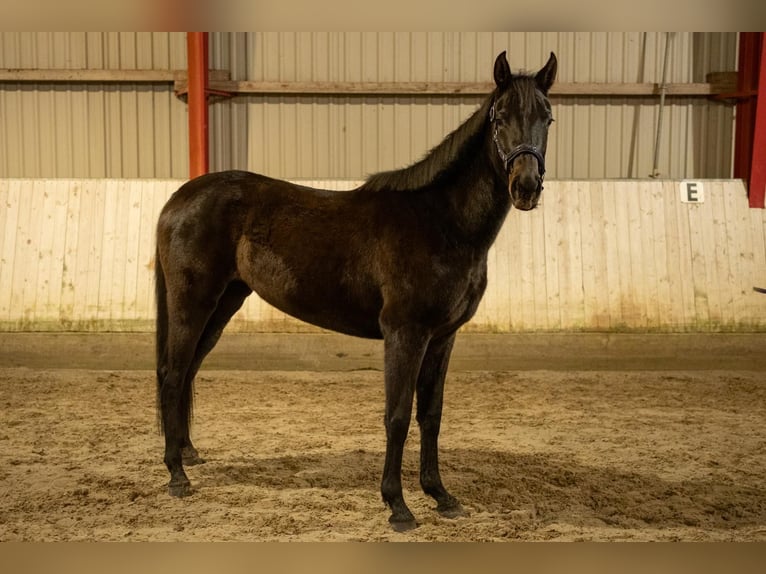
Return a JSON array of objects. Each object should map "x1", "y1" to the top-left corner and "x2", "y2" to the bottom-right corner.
[{"x1": 489, "y1": 51, "x2": 557, "y2": 211}]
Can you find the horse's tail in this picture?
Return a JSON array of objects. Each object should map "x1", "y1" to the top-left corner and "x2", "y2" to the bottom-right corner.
[{"x1": 155, "y1": 243, "x2": 168, "y2": 434}]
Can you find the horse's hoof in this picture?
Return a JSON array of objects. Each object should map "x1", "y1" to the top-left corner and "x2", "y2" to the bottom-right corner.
[
  {"x1": 168, "y1": 481, "x2": 192, "y2": 498},
  {"x1": 437, "y1": 503, "x2": 468, "y2": 519},
  {"x1": 181, "y1": 447, "x2": 206, "y2": 466},
  {"x1": 182, "y1": 454, "x2": 206, "y2": 466},
  {"x1": 389, "y1": 517, "x2": 419, "y2": 532}
]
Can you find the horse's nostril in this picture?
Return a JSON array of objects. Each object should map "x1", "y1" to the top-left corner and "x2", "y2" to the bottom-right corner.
[
  {"x1": 509, "y1": 174, "x2": 542, "y2": 211},
  {"x1": 515, "y1": 175, "x2": 540, "y2": 196}
]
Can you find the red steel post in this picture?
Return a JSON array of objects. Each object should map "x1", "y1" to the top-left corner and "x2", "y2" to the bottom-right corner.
[
  {"x1": 734, "y1": 33, "x2": 758, "y2": 183},
  {"x1": 749, "y1": 33, "x2": 766, "y2": 208},
  {"x1": 187, "y1": 32, "x2": 209, "y2": 179}
]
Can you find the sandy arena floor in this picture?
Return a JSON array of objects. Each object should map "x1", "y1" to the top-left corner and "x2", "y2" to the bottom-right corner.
[{"x1": 1, "y1": 337, "x2": 764, "y2": 541}]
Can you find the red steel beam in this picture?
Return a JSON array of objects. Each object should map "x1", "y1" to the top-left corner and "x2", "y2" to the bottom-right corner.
[
  {"x1": 187, "y1": 32, "x2": 209, "y2": 179},
  {"x1": 734, "y1": 33, "x2": 759, "y2": 183},
  {"x1": 749, "y1": 33, "x2": 766, "y2": 208}
]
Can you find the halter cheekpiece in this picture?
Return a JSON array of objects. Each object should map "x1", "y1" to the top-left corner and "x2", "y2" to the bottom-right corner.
[{"x1": 489, "y1": 100, "x2": 546, "y2": 180}]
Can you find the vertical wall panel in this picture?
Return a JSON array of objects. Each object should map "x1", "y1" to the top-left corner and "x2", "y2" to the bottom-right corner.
[{"x1": 0, "y1": 179, "x2": 764, "y2": 332}]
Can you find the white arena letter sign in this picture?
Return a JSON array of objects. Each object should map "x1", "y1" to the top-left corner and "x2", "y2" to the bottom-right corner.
[{"x1": 680, "y1": 181, "x2": 704, "y2": 203}]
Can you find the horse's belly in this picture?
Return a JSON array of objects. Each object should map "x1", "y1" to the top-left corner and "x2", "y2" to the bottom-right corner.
[
  {"x1": 291, "y1": 306, "x2": 384, "y2": 339},
  {"x1": 237, "y1": 242, "x2": 383, "y2": 338},
  {"x1": 260, "y1": 287, "x2": 384, "y2": 339}
]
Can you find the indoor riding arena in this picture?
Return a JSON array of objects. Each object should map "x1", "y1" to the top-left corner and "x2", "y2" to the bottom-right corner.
[{"x1": 1, "y1": 32, "x2": 765, "y2": 542}]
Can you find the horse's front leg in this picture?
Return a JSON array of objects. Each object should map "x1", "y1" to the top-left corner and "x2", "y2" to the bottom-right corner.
[
  {"x1": 380, "y1": 326, "x2": 430, "y2": 532},
  {"x1": 416, "y1": 332, "x2": 465, "y2": 518}
]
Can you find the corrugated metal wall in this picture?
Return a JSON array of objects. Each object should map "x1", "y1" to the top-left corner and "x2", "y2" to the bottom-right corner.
[
  {"x1": 1, "y1": 32, "x2": 738, "y2": 180},
  {"x1": 0, "y1": 32, "x2": 189, "y2": 178},
  {"x1": 2, "y1": 179, "x2": 765, "y2": 333},
  {"x1": 237, "y1": 32, "x2": 737, "y2": 180}
]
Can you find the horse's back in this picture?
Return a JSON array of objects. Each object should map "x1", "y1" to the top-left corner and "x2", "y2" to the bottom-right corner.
[
  {"x1": 161, "y1": 170, "x2": 281, "y2": 219},
  {"x1": 158, "y1": 170, "x2": 340, "y2": 249}
]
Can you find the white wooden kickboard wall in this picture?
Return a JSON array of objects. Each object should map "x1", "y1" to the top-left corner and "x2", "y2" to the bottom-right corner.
[{"x1": 1, "y1": 179, "x2": 765, "y2": 332}]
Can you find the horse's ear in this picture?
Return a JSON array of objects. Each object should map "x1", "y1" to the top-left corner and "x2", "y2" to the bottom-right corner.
[
  {"x1": 535, "y1": 52, "x2": 557, "y2": 95},
  {"x1": 494, "y1": 51, "x2": 512, "y2": 89}
]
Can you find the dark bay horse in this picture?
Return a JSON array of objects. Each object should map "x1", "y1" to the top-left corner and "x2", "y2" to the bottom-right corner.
[{"x1": 155, "y1": 51, "x2": 557, "y2": 531}]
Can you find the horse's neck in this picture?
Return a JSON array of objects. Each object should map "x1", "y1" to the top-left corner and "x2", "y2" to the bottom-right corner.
[{"x1": 440, "y1": 152, "x2": 511, "y2": 251}]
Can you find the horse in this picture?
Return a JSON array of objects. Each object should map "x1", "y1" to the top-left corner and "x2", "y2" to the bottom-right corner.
[{"x1": 155, "y1": 50, "x2": 557, "y2": 531}]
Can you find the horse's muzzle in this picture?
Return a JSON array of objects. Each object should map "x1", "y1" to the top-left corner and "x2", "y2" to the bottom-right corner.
[
  {"x1": 509, "y1": 173, "x2": 542, "y2": 211},
  {"x1": 507, "y1": 151, "x2": 543, "y2": 211}
]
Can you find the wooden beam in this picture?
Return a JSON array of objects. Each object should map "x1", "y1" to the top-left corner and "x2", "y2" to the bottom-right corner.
[
  {"x1": 0, "y1": 68, "x2": 229, "y2": 83},
  {"x1": 0, "y1": 68, "x2": 737, "y2": 99},
  {"x1": 173, "y1": 75, "x2": 738, "y2": 98}
]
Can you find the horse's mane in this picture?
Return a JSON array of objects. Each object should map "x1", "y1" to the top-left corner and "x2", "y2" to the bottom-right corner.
[
  {"x1": 359, "y1": 74, "x2": 544, "y2": 193},
  {"x1": 359, "y1": 95, "x2": 495, "y2": 193}
]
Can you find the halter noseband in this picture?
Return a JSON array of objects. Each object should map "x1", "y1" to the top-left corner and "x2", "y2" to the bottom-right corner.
[{"x1": 489, "y1": 101, "x2": 546, "y2": 180}]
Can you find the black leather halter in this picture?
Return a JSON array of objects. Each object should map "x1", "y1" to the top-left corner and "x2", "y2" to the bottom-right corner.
[{"x1": 489, "y1": 101, "x2": 546, "y2": 179}]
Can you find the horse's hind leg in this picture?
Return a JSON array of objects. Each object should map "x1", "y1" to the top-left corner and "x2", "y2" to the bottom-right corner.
[
  {"x1": 160, "y1": 273, "x2": 228, "y2": 497},
  {"x1": 180, "y1": 280, "x2": 252, "y2": 466},
  {"x1": 416, "y1": 331, "x2": 465, "y2": 518}
]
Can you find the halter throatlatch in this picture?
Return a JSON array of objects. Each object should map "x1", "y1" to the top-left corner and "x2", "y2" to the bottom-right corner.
[{"x1": 489, "y1": 101, "x2": 546, "y2": 180}]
